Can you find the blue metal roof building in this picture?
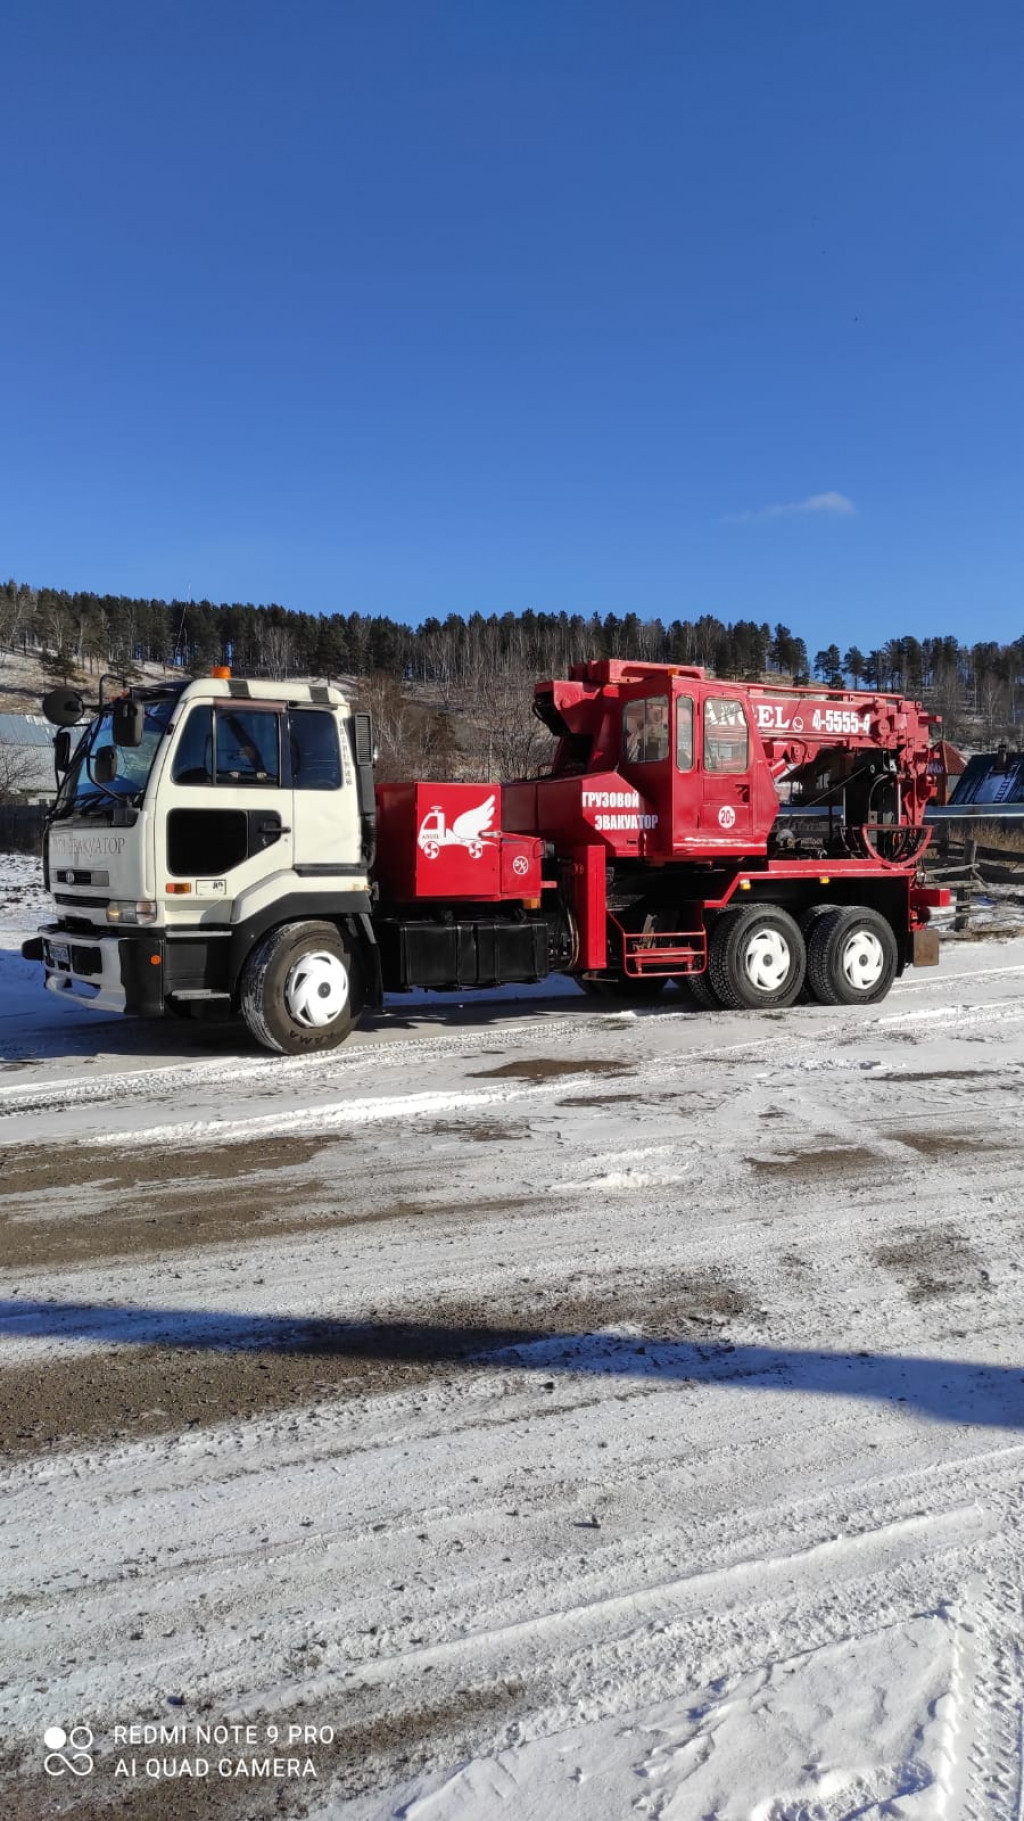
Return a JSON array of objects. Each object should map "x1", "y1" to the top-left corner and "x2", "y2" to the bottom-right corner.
[
  {"x1": 0, "y1": 713, "x2": 57, "y2": 800},
  {"x1": 927, "y1": 749, "x2": 1024, "y2": 824}
]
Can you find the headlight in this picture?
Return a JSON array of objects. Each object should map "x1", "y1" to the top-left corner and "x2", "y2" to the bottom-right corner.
[{"x1": 107, "y1": 901, "x2": 158, "y2": 926}]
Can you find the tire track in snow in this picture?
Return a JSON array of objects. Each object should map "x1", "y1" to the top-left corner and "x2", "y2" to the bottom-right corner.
[{"x1": 5, "y1": 950, "x2": 1021, "y2": 1126}]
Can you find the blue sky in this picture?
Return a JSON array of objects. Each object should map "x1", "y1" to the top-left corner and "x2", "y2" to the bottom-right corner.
[{"x1": 1, "y1": 0, "x2": 1021, "y2": 650}]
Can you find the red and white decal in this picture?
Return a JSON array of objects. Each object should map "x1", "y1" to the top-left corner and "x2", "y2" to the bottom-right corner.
[
  {"x1": 417, "y1": 794, "x2": 496, "y2": 860},
  {"x1": 581, "y1": 788, "x2": 658, "y2": 832},
  {"x1": 718, "y1": 805, "x2": 736, "y2": 829},
  {"x1": 755, "y1": 702, "x2": 871, "y2": 737}
]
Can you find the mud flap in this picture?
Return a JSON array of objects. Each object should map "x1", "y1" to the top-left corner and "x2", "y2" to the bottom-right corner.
[
  {"x1": 119, "y1": 934, "x2": 167, "y2": 1015},
  {"x1": 912, "y1": 927, "x2": 940, "y2": 967}
]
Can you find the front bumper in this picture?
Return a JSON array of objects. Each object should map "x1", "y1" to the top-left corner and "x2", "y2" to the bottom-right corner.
[{"x1": 24, "y1": 927, "x2": 166, "y2": 1017}]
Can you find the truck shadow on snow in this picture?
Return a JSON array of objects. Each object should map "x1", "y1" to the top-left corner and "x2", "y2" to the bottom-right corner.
[
  {"x1": 2, "y1": 1299, "x2": 1022, "y2": 1431},
  {"x1": 1, "y1": 946, "x2": 700, "y2": 1065}
]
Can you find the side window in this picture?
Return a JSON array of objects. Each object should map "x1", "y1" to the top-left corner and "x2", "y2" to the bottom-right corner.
[
  {"x1": 215, "y1": 709, "x2": 280, "y2": 785},
  {"x1": 622, "y1": 695, "x2": 670, "y2": 763},
  {"x1": 290, "y1": 710, "x2": 341, "y2": 790},
  {"x1": 676, "y1": 697, "x2": 694, "y2": 772},
  {"x1": 171, "y1": 706, "x2": 214, "y2": 785},
  {"x1": 703, "y1": 697, "x2": 750, "y2": 774},
  {"x1": 623, "y1": 700, "x2": 645, "y2": 762}
]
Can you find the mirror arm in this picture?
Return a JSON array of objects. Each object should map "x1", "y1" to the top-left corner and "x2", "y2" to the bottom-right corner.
[{"x1": 98, "y1": 673, "x2": 130, "y2": 710}]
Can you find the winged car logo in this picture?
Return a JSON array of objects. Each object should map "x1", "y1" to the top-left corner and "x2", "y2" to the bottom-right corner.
[{"x1": 417, "y1": 795, "x2": 497, "y2": 860}]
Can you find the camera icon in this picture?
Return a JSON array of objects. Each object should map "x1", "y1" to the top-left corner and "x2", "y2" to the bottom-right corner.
[{"x1": 43, "y1": 1725, "x2": 94, "y2": 1777}]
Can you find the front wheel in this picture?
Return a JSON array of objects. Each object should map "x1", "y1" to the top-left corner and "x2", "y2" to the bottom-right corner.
[
  {"x1": 709, "y1": 906, "x2": 806, "y2": 1010},
  {"x1": 240, "y1": 920, "x2": 363, "y2": 1055},
  {"x1": 806, "y1": 906, "x2": 897, "y2": 1006}
]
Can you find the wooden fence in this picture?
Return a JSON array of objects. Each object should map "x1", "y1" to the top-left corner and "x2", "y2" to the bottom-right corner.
[{"x1": 0, "y1": 803, "x2": 47, "y2": 853}]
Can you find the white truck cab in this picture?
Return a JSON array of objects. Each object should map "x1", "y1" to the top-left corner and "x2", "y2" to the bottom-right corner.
[{"x1": 25, "y1": 675, "x2": 379, "y2": 1052}]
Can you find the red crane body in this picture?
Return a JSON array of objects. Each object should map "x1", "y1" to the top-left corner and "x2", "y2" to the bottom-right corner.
[{"x1": 374, "y1": 660, "x2": 947, "y2": 1003}]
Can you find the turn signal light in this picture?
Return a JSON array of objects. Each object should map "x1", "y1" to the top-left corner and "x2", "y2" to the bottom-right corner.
[{"x1": 165, "y1": 882, "x2": 192, "y2": 894}]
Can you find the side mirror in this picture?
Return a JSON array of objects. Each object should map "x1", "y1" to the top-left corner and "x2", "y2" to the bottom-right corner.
[
  {"x1": 112, "y1": 696, "x2": 145, "y2": 747},
  {"x1": 93, "y1": 747, "x2": 118, "y2": 786},
  {"x1": 42, "y1": 687, "x2": 85, "y2": 727},
  {"x1": 54, "y1": 730, "x2": 72, "y2": 773}
]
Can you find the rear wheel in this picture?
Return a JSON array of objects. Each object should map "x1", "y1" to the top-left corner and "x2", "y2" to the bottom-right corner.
[
  {"x1": 806, "y1": 906, "x2": 897, "y2": 1006},
  {"x1": 676, "y1": 969, "x2": 722, "y2": 1009},
  {"x1": 240, "y1": 920, "x2": 363, "y2": 1054},
  {"x1": 796, "y1": 904, "x2": 836, "y2": 1002},
  {"x1": 799, "y1": 902, "x2": 836, "y2": 942},
  {"x1": 709, "y1": 905, "x2": 806, "y2": 1010}
]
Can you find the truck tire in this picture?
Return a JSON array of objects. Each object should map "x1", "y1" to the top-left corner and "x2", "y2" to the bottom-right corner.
[
  {"x1": 709, "y1": 905, "x2": 806, "y2": 1010},
  {"x1": 240, "y1": 920, "x2": 363, "y2": 1055},
  {"x1": 677, "y1": 969, "x2": 722, "y2": 1009},
  {"x1": 796, "y1": 904, "x2": 836, "y2": 1002},
  {"x1": 806, "y1": 906, "x2": 897, "y2": 1006},
  {"x1": 799, "y1": 902, "x2": 835, "y2": 941}
]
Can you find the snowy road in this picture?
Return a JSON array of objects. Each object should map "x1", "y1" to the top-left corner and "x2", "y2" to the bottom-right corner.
[{"x1": 3, "y1": 861, "x2": 1024, "y2": 1818}]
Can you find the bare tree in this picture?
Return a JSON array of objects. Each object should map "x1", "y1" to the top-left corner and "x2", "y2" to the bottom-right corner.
[
  {"x1": 0, "y1": 738, "x2": 37, "y2": 804},
  {"x1": 260, "y1": 622, "x2": 295, "y2": 680},
  {"x1": 354, "y1": 672, "x2": 416, "y2": 780},
  {"x1": 0, "y1": 584, "x2": 26, "y2": 664},
  {"x1": 472, "y1": 659, "x2": 554, "y2": 780}
]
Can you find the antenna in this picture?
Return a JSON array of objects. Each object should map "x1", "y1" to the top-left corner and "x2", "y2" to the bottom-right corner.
[{"x1": 173, "y1": 582, "x2": 191, "y2": 668}]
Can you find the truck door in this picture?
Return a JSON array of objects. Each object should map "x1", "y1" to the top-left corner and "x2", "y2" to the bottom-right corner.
[
  {"x1": 288, "y1": 707, "x2": 361, "y2": 876},
  {"x1": 619, "y1": 689, "x2": 671, "y2": 854},
  {"x1": 700, "y1": 693, "x2": 756, "y2": 844},
  {"x1": 671, "y1": 688, "x2": 700, "y2": 845},
  {"x1": 159, "y1": 701, "x2": 294, "y2": 912}
]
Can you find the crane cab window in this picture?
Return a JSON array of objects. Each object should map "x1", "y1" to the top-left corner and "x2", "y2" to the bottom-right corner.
[
  {"x1": 703, "y1": 697, "x2": 750, "y2": 773},
  {"x1": 676, "y1": 697, "x2": 694, "y2": 771},
  {"x1": 622, "y1": 695, "x2": 669, "y2": 763}
]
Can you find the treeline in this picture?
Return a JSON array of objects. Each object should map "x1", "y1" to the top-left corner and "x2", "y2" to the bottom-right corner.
[
  {"x1": 2, "y1": 577, "x2": 1023, "y2": 759},
  {"x1": 0, "y1": 578, "x2": 801, "y2": 683}
]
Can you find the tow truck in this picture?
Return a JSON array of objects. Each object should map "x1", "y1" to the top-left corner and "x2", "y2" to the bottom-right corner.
[{"x1": 23, "y1": 660, "x2": 949, "y2": 1053}]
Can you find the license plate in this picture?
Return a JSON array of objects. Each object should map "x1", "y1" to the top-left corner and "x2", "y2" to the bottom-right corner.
[{"x1": 50, "y1": 943, "x2": 70, "y2": 968}]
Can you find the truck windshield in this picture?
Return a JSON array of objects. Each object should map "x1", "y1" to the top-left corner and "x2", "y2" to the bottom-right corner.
[{"x1": 52, "y1": 695, "x2": 178, "y2": 819}]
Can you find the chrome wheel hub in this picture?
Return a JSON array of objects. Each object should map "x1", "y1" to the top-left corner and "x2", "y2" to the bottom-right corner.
[
  {"x1": 284, "y1": 951, "x2": 349, "y2": 1027},
  {"x1": 742, "y1": 926, "x2": 792, "y2": 992},
  {"x1": 841, "y1": 929, "x2": 885, "y2": 991}
]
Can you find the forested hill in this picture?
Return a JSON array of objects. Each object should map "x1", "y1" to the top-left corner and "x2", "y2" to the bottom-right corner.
[
  {"x1": 1, "y1": 576, "x2": 1022, "y2": 757},
  {"x1": 0, "y1": 577, "x2": 824, "y2": 682}
]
